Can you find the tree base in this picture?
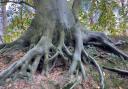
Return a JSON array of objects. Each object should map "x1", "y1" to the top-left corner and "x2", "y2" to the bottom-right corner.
[{"x1": 0, "y1": 23, "x2": 128, "y2": 89}]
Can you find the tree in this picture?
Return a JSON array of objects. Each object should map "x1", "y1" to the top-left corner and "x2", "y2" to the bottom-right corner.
[
  {"x1": 0, "y1": 0, "x2": 128, "y2": 89},
  {"x1": 0, "y1": 2, "x2": 7, "y2": 44}
]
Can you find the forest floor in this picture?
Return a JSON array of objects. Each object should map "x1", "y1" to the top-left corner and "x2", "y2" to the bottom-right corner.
[{"x1": 0, "y1": 36, "x2": 128, "y2": 89}]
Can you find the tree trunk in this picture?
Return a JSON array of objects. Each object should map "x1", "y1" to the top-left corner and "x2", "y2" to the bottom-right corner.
[
  {"x1": 0, "y1": 0, "x2": 128, "y2": 89},
  {"x1": 0, "y1": 3, "x2": 7, "y2": 44}
]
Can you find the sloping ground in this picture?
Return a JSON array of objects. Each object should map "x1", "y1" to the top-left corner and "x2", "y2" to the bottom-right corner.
[
  {"x1": 0, "y1": 36, "x2": 128, "y2": 89},
  {"x1": 0, "y1": 69, "x2": 98, "y2": 89},
  {"x1": 0, "y1": 50, "x2": 25, "y2": 72}
]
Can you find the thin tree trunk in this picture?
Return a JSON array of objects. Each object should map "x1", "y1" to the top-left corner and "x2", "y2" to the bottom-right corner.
[{"x1": 0, "y1": 3, "x2": 7, "y2": 44}]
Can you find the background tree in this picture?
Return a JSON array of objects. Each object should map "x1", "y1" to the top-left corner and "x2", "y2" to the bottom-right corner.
[{"x1": 0, "y1": 1, "x2": 7, "y2": 44}]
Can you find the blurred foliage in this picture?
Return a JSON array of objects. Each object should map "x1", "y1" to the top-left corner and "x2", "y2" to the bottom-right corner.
[
  {"x1": 3, "y1": 0, "x2": 34, "y2": 43},
  {"x1": 3, "y1": 13, "x2": 34, "y2": 43},
  {"x1": 79, "y1": 0, "x2": 128, "y2": 36},
  {"x1": 3, "y1": 0, "x2": 128, "y2": 43}
]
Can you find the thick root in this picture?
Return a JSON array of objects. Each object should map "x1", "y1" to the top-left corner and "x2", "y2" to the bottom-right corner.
[
  {"x1": 0, "y1": 23, "x2": 128, "y2": 89},
  {"x1": 0, "y1": 47, "x2": 42, "y2": 85},
  {"x1": 69, "y1": 24, "x2": 86, "y2": 79},
  {"x1": 83, "y1": 31, "x2": 128, "y2": 60},
  {"x1": 0, "y1": 36, "x2": 52, "y2": 85}
]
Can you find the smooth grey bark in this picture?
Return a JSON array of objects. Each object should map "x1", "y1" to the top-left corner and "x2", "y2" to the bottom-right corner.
[{"x1": 0, "y1": 3, "x2": 7, "y2": 44}]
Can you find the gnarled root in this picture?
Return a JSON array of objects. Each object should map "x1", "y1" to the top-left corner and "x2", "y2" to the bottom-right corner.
[
  {"x1": 83, "y1": 31, "x2": 128, "y2": 60},
  {"x1": 0, "y1": 23, "x2": 128, "y2": 89},
  {"x1": 0, "y1": 36, "x2": 52, "y2": 85}
]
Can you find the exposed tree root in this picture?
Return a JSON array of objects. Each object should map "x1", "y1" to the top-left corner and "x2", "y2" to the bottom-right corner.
[
  {"x1": 0, "y1": 40, "x2": 29, "y2": 54},
  {"x1": 68, "y1": 23, "x2": 87, "y2": 82},
  {"x1": 83, "y1": 31, "x2": 128, "y2": 60},
  {"x1": 0, "y1": 23, "x2": 128, "y2": 89},
  {"x1": 1, "y1": 0, "x2": 128, "y2": 88},
  {"x1": 82, "y1": 48, "x2": 104, "y2": 89},
  {"x1": 103, "y1": 66, "x2": 128, "y2": 76},
  {"x1": 0, "y1": 36, "x2": 52, "y2": 85}
]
